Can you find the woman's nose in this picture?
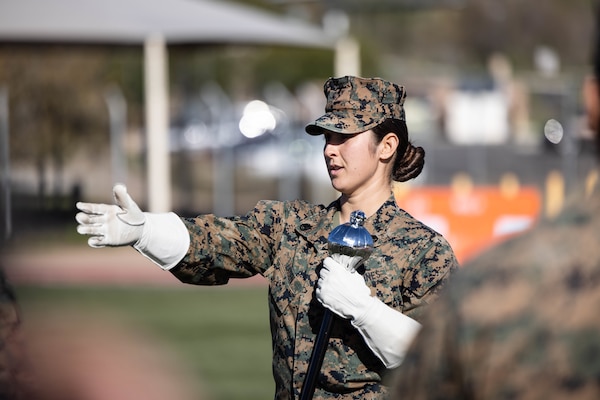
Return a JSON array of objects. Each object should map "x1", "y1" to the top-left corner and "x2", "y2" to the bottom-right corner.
[{"x1": 323, "y1": 142, "x2": 336, "y2": 158}]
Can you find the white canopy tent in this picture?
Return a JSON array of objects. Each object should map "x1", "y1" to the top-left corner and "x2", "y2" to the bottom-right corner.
[{"x1": 0, "y1": 0, "x2": 338, "y2": 212}]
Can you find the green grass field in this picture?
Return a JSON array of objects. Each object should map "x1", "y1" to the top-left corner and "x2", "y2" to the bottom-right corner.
[{"x1": 14, "y1": 285, "x2": 275, "y2": 400}]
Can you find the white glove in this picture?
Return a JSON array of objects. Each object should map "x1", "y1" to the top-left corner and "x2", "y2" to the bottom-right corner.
[
  {"x1": 316, "y1": 255, "x2": 372, "y2": 320},
  {"x1": 316, "y1": 256, "x2": 422, "y2": 368},
  {"x1": 76, "y1": 184, "x2": 145, "y2": 248},
  {"x1": 76, "y1": 184, "x2": 190, "y2": 270}
]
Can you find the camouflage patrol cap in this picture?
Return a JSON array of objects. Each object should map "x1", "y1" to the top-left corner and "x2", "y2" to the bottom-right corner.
[{"x1": 305, "y1": 75, "x2": 406, "y2": 135}]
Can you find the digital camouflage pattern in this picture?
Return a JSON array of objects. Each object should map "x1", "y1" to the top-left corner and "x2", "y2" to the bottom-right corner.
[
  {"x1": 170, "y1": 194, "x2": 458, "y2": 399},
  {"x1": 305, "y1": 76, "x2": 406, "y2": 136},
  {"x1": 390, "y1": 180, "x2": 600, "y2": 400}
]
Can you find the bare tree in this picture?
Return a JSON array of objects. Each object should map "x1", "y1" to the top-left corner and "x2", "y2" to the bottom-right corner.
[{"x1": 0, "y1": 46, "x2": 110, "y2": 207}]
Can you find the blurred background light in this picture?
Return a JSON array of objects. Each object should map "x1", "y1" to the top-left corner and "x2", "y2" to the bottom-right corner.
[
  {"x1": 544, "y1": 118, "x2": 564, "y2": 144},
  {"x1": 239, "y1": 100, "x2": 277, "y2": 139}
]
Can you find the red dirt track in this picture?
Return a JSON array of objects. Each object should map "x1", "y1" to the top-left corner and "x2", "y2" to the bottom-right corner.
[{"x1": 1, "y1": 245, "x2": 267, "y2": 288}]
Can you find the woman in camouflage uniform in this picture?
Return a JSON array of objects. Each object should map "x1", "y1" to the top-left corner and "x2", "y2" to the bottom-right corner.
[{"x1": 76, "y1": 76, "x2": 458, "y2": 399}]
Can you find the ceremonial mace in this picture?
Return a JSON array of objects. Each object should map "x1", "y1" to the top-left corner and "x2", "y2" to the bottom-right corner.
[{"x1": 300, "y1": 210, "x2": 374, "y2": 400}]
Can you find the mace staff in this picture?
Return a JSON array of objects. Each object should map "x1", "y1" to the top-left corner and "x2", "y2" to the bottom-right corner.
[{"x1": 300, "y1": 210, "x2": 373, "y2": 400}]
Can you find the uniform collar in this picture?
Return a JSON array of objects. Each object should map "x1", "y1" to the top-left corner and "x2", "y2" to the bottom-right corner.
[
  {"x1": 296, "y1": 194, "x2": 399, "y2": 247},
  {"x1": 362, "y1": 194, "x2": 399, "y2": 244}
]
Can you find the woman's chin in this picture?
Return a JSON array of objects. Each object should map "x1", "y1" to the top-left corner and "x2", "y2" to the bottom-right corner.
[{"x1": 330, "y1": 181, "x2": 345, "y2": 193}]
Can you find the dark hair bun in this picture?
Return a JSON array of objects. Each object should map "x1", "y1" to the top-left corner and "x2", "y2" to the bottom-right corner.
[{"x1": 393, "y1": 144, "x2": 425, "y2": 182}]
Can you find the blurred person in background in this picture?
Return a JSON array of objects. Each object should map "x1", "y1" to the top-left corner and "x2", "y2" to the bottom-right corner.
[
  {"x1": 389, "y1": 4, "x2": 600, "y2": 399},
  {"x1": 0, "y1": 266, "x2": 24, "y2": 399},
  {"x1": 76, "y1": 75, "x2": 458, "y2": 399}
]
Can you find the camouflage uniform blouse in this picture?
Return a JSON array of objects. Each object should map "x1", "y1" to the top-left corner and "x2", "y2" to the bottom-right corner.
[
  {"x1": 170, "y1": 194, "x2": 458, "y2": 399},
  {"x1": 391, "y1": 182, "x2": 600, "y2": 400}
]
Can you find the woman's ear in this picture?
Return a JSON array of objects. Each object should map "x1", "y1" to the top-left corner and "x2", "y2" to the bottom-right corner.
[{"x1": 379, "y1": 132, "x2": 399, "y2": 161}]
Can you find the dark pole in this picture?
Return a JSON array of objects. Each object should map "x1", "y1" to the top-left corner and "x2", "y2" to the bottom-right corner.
[
  {"x1": 299, "y1": 210, "x2": 373, "y2": 399},
  {"x1": 300, "y1": 309, "x2": 335, "y2": 400}
]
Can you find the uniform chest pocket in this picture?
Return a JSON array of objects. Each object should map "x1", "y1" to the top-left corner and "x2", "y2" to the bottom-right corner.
[
  {"x1": 264, "y1": 239, "x2": 323, "y2": 317},
  {"x1": 362, "y1": 254, "x2": 405, "y2": 311}
]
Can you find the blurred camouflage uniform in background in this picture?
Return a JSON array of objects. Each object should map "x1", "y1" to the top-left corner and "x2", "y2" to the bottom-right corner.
[
  {"x1": 390, "y1": 181, "x2": 600, "y2": 399},
  {"x1": 390, "y1": 3, "x2": 600, "y2": 397}
]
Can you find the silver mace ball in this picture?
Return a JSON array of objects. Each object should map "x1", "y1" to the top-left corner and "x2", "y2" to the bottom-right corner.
[{"x1": 328, "y1": 210, "x2": 374, "y2": 267}]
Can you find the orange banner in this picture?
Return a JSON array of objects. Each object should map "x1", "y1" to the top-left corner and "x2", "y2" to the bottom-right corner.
[{"x1": 394, "y1": 185, "x2": 542, "y2": 264}]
